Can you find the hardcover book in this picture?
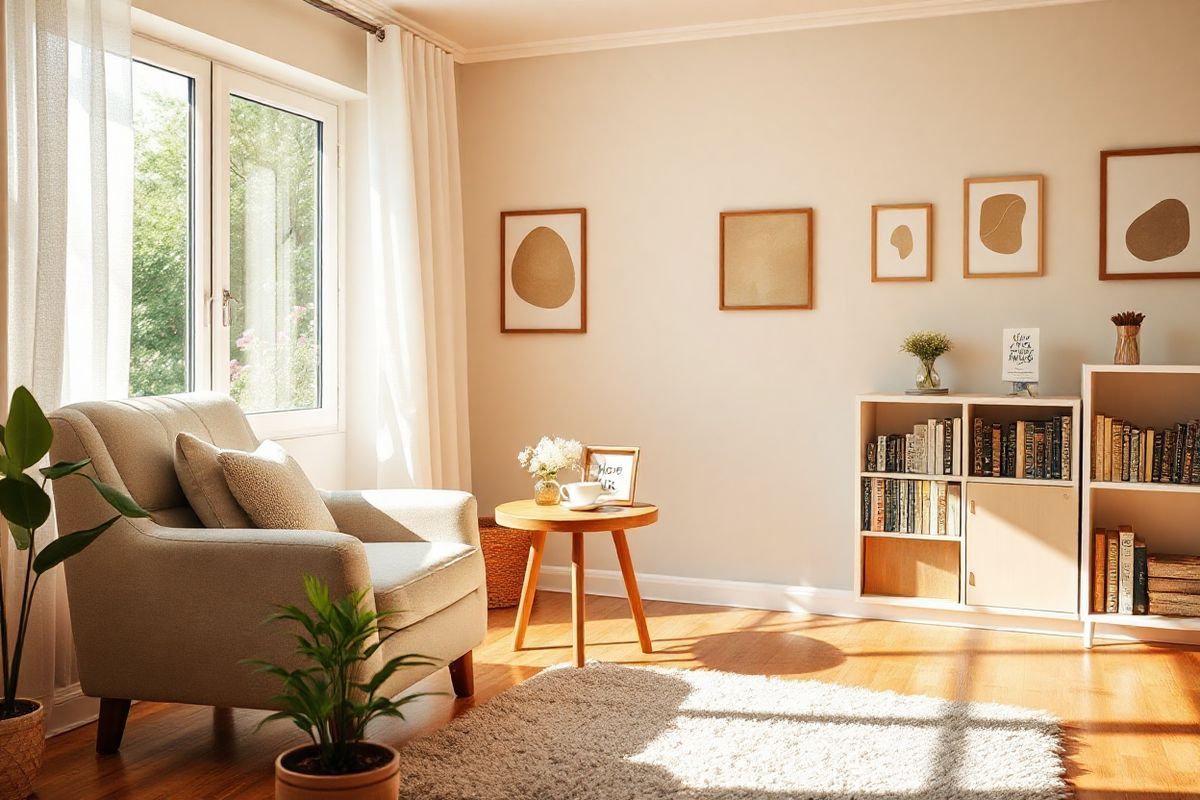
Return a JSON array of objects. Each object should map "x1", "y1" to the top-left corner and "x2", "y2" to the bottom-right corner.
[
  {"x1": 1133, "y1": 539, "x2": 1149, "y2": 616},
  {"x1": 1117, "y1": 527, "x2": 1135, "y2": 615},
  {"x1": 1092, "y1": 530, "x2": 1106, "y2": 613},
  {"x1": 1104, "y1": 531, "x2": 1119, "y2": 613}
]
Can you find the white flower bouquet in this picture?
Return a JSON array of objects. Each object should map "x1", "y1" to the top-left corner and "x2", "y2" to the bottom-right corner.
[{"x1": 518, "y1": 436, "x2": 583, "y2": 481}]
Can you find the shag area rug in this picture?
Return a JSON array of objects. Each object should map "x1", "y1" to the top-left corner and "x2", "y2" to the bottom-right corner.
[{"x1": 397, "y1": 662, "x2": 1067, "y2": 800}]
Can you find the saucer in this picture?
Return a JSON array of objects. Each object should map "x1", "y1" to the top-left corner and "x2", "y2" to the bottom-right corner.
[{"x1": 562, "y1": 501, "x2": 602, "y2": 512}]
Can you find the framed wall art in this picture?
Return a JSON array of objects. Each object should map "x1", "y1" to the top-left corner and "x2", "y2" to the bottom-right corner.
[
  {"x1": 872, "y1": 203, "x2": 932, "y2": 282},
  {"x1": 719, "y1": 208, "x2": 814, "y2": 309},
  {"x1": 1100, "y1": 146, "x2": 1200, "y2": 280},
  {"x1": 963, "y1": 175, "x2": 1044, "y2": 278},
  {"x1": 583, "y1": 445, "x2": 640, "y2": 506},
  {"x1": 501, "y1": 208, "x2": 587, "y2": 333}
]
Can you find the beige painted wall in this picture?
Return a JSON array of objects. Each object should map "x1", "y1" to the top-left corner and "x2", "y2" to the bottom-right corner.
[
  {"x1": 133, "y1": 0, "x2": 366, "y2": 91},
  {"x1": 458, "y1": 0, "x2": 1200, "y2": 589}
]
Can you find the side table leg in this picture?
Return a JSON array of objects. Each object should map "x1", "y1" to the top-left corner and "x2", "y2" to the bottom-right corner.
[
  {"x1": 612, "y1": 530, "x2": 653, "y2": 653},
  {"x1": 512, "y1": 530, "x2": 548, "y2": 651},
  {"x1": 572, "y1": 531, "x2": 586, "y2": 668}
]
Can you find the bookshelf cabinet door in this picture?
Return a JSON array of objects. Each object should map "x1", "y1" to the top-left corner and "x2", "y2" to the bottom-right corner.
[{"x1": 965, "y1": 483, "x2": 1078, "y2": 613}]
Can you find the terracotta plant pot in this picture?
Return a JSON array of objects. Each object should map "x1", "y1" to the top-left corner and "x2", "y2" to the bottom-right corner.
[
  {"x1": 0, "y1": 699, "x2": 46, "y2": 800},
  {"x1": 275, "y1": 742, "x2": 400, "y2": 800}
]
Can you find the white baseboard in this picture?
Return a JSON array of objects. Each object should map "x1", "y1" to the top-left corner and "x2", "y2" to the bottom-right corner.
[
  {"x1": 537, "y1": 566, "x2": 1200, "y2": 646},
  {"x1": 48, "y1": 682, "x2": 99, "y2": 737}
]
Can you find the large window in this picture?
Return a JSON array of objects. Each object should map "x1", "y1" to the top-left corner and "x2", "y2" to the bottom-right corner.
[{"x1": 130, "y1": 38, "x2": 339, "y2": 434}]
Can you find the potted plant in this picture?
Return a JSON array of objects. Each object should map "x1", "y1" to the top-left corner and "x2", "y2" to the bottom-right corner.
[
  {"x1": 901, "y1": 331, "x2": 953, "y2": 394},
  {"x1": 0, "y1": 386, "x2": 149, "y2": 800},
  {"x1": 248, "y1": 576, "x2": 437, "y2": 800},
  {"x1": 517, "y1": 436, "x2": 583, "y2": 506}
]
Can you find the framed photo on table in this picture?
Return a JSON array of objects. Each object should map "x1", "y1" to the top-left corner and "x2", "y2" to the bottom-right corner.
[{"x1": 583, "y1": 446, "x2": 640, "y2": 506}]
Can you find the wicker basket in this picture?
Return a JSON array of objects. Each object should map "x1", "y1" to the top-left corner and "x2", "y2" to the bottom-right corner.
[
  {"x1": 0, "y1": 699, "x2": 45, "y2": 800},
  {"x1": 479, "y1": 516, "x2": 532, "y2": 609}
]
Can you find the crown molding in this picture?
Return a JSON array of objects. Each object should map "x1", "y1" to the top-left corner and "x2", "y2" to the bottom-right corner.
[
  {"x1": 454, "y1": 0, "x2": 1099, "y2": 64},
  {"x1": 326, "y1": 0, "x2": 465, "y2": 58}
]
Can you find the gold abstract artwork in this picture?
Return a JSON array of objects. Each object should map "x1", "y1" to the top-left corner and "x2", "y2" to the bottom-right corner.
[
  {"x1": 890, "y1": 225, "x2": 913, "y2": 259},
  {"x1": 979, "y1": 193, "x2": 1026, "y2": 254},
  {"x1": 721, "y1": 211, "x2": 811, "y2": 308},
  {"x1": 1126, "y1": 198, "x2": 1190, "y2": 262},
  {"x1": 511, "y1": 226, "x2": 575, "y2": 309}
]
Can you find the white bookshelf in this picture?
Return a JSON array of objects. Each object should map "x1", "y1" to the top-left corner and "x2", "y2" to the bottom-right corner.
[
  {"x1": 1080, "y1": 365, "x2": 1200, "y2": 647},
  {"x1": 856, "y1": 393, "x2": 1082, "y2": 619}
]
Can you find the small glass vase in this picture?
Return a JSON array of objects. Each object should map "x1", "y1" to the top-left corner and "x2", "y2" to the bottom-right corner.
[
  {"x1": 915, "y1": 358, "x2": 941, "y2": 391},
  {"x1": 533, "y1": 477, "x2": 560, "y2": 506},
  {"x1": 1114, "y1": 325, "x2": 1141, "y2": 365}
]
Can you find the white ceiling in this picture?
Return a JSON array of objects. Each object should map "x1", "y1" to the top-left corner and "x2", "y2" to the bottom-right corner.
[{"x1": 359, "y1": 0, "x2": 1096, "y2": 61}]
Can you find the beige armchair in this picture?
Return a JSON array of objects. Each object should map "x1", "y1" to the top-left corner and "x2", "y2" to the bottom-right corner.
[{"x1": 48, "y1": 393, "x2": 485, "y2": 753}]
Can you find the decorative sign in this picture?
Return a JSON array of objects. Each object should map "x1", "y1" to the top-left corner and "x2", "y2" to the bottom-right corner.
[
  {"x1": 1002, "y1": 328, "x2": 1039, "y2": 383},
  {"x1": 582, "y1": 446, "x2": 640, "y2": 506}
]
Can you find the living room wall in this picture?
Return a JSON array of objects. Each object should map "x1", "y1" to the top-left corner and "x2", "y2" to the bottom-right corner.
[{"x1": 457, "y1": 0, "x2": 1200, "y2": 592}]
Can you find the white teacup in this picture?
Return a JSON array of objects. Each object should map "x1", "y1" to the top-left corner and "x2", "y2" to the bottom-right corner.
[{"x1": 560, "y1": 481, "x2": 612, "y2": 507}]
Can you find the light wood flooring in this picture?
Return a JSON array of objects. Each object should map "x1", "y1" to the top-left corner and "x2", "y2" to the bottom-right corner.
[{"x1": 35, "y1": 592, "x2": 1200, "y2": 798}]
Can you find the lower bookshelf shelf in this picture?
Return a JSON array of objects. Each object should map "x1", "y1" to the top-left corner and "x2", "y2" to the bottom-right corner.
[
  {"x1": 1084, "y1": 612, "x2": 1200, "y2": 631},
  {"x1": 861, "y1": 531, "x2": 963, "y2": 542}
]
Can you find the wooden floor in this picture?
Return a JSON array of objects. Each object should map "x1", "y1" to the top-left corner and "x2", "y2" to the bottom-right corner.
[{"x1": 36, "y1": 591, "x2": 1200, "y2": 799}]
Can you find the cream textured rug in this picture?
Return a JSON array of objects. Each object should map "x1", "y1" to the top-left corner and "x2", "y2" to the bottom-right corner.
[{"x1": 397, "y1": 662, "x2": 1067, "y2": 800}]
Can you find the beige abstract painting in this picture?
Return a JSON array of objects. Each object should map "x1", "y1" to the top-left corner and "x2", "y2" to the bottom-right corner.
[
  {"x1": 872, "y1": 204, "x2": 932, "y2": 281},
  {"x1": 720, "y1": 209, "x2": 813, "y2": 309},
  {"x1": 501, "y1": 209, "x2": 587, "y2": 332},
  {"x1": 1101, "y1": 147, "x2": 1200, "y2": 280},
  {"x1": 964, "y1": 176, "x2": 1044, "y2": 278}
]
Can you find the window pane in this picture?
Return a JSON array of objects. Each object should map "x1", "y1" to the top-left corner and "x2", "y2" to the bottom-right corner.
[
  {"x1": 227, "y1": 95, "x2": 321, "y2": 413},
  {"x1": 130, "y1": 61, "x2": 192, "y2": 396}
]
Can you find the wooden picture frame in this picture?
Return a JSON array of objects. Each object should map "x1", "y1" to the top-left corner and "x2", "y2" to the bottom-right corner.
[
  {"x1": 582, "y1": 445, "x2": 640, "y2": 506},
  {"x1": 871, "y1": 203, "x2": 933, "y2": 282},
  {"x1": 1100, "y1": 145, "x2": 1200, "y2": 280},
  {"x1": 963, "y1": 175, "x2": 1044, "y2": 279},
  {"x1": 501, "y1": 208, "x2": 587, "y2": 333},
  {"x1": 719, "y1": 208, "x2": 814, "y2": 310}
]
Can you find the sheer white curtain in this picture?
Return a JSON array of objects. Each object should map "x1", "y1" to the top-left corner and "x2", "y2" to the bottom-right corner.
[
  {"x1": 355, "y1": 26, "x2": 470, "y2": 490},
  {"x1": 4, "y1": 0, "x2": 132, "y2": 725}
]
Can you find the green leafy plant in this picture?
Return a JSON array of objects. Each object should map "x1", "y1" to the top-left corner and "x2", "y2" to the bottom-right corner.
[
  {"x1": 901, "y1": 331, "x2": 953, "y2": 362},
  {"x1": 247, "y1": 576, "x2": 438, "y2": 774},
  {"x1": 0, "y1": 386, "x2": 150, "y2": 720}
]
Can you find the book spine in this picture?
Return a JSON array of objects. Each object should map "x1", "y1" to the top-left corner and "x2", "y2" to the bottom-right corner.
[
  {"x1": 1105, "y1": 418, "x2": 1116, "y2": 481},
  {"x1": 1092, "y1": 414, "x2": 1104, "y2": 480},
  {"x1": 936, "y1": 481, "x2": 947, "y2": 536},
  {"x1": 1104, "y1": 531, "x2": 1119, "y2": 613},
  {"x1": 942, "y1": 419, "x2": 952, "y2": 476},
  {"x1": 1170, "y1": 427, "x2": 1183, "y2": 483},
  {"x1": 945, "y1": 483, "x2": 960, "y2": 538},
  {"x1": 1130, "y1": 428, "x2": 1141, "y2": 484},
  {"x1": 1050, "y1": 416, "x2": 1062, "y2": 480},
  {"x1": 1117, "y1": 528, "x2": 1135, "y2": 615},
  {"x1": 1062, "y1": 415, "x2": 1072, "y2": 481},
  {"x1": 991, "y1": 424, "x2": 1001, "y2": 477},
  {"x1": 1033, "y1": 426, "x2": 1046, "y2": 479},
  {"x1": 1193, "y1": 422, "x2": 1200, "y2": 484},
  {"x1": 1121, "y1": 423, "x2": 1131, "y2": 482},
  {"x1": 872, "y1": 479, "x2": 884, "y2": 531},
  {"x1": 1133, "y1": 541, "x2": 1148, "y2": 615},
  {"x1": 973, "y1": 418, "x2": 984, "y2": 476},
  {"x1": 1184, "y1": 420, "x2": 1198, "y2": 484},
  {"x1": 1148, "y1": 576, "x2": 1200, "y2": 593},
  {"x1": 865, "y1": 442, "x2": 876, "y2": 472},
  {"x1": 1005, "y1": 423, "x2": 1017, "y2": 478},
  {"x1": 1092, "y1": 530, "x2": 1106, "y2": 613},
  {"x1": 951, "y1": 418, "x2": 962, "y2": 476},
  {"x1": 1148, "y1": 554, "x2": 1200, "y2": 580},
  {"x1": 1023, "y1": 423, "x2": 1034, "y2": 479},
  {"x1": 1148, "y1": 595, "x2": 1200, "y2": 616},
  {"x1": 1153, "y1": 431, "x2": 1163, "y2": 482},
  {"x1": 861, "y1": 478, "x2": 871, "y2": 530}
]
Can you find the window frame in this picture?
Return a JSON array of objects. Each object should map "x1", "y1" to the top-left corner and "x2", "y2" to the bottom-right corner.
[{"x1": 130, "y1": 36, "x2": 341, "y2": 438}]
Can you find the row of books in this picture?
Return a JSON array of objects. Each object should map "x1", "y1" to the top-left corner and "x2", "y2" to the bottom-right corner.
[
  {"x1": 864, "y1": 418, "x2": 962, "y2": 476},
  {"x1": 1091, "y1": 415, "x2": 1200, "y2": 484},
  {"x1": 861, "y1": 478, "x2": 961, "y2": 537},
  {"x1": 970, "y1": 416, "x2": 1072, "y2": 480},
  {"x1": 1091, "y1": 530, "x2": 1200, "y2": 616}
]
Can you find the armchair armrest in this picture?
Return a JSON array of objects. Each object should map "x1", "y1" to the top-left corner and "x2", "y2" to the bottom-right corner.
[
  {"x1": 65, "y1": 520, "x2": 377, "y2": 709},
  {"x1": 322, "y1": 489, "x2": 480, "y2": 547}
]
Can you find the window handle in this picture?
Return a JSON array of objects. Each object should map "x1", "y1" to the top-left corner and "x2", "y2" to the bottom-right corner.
[{"x1": 221, "y1": 289, "x2": 237, "y2": 327}]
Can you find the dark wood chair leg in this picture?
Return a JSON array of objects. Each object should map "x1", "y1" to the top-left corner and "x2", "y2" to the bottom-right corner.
[
  {"x1": 449, "y1": 651, "x2": 475, "y2": 698},
  {"x1": 96, "y1": 698, "x2": 131, "y2": 755}
]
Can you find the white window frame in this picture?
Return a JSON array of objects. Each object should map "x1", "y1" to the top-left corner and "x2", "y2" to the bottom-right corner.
[{"x1": 130, "y1": 36, "x2": 341, "y2": 438}]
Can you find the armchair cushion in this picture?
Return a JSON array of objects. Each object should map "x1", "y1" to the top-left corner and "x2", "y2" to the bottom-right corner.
[
  {"x1": 174, "y1": 432, "x2": 253, "y2": 528},
  {"x1": 218, "y1": 440, "x2": 339, "y2": 532},
  {"x1": 363, "y1": 542, "x2": 483, "y2": 629}
]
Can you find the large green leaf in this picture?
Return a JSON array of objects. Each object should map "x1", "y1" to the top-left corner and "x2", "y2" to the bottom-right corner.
[
  {"x1": 82, "y1": 475, "x2": 151, "y2": 519},
  {"x1": 33, "y1": 516, "x2": 119, "y2": 574},
  {"x1": 8, "y1": 521, "x2": 31, "y2": 550},
  {"x1": 40, "y1": 458, "x2": 92, "y2": 480},
  {"x1": 5, "y1": 386, "x2": 52, "y2": 472},
  {"x1": 0, "y1": 475, "x2": 51, "y2": 529}
]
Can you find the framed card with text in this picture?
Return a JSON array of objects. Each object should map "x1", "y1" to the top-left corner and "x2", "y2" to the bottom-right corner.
[{"x1": 583, "y1": 446, "x2": 640, "y2": 506}]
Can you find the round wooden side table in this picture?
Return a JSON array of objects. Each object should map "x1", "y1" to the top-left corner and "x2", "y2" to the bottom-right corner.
[{"x1": 494, "y1": 499, "x2": 659, "y2": 668}]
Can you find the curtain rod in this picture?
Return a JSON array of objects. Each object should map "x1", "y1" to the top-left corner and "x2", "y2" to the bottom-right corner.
[{"x1": 301, "y1": 0, "x2": 386, "y2": 41}]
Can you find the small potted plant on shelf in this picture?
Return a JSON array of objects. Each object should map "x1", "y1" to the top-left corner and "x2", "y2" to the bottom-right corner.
[
  {"x1": 248, "y1": 576, "x2": 438, "y2": 800},
  {"x1": 0, "y1": 387, "x2": 149, "y2": 800},
  {"x1": 517, "y1": 436, "x2": 583, "y2": 506},
  {"x1": 901, "y1": 330, "x2": 953, "y2": 394}
]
